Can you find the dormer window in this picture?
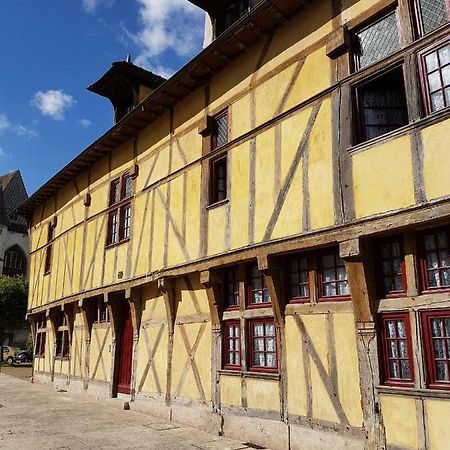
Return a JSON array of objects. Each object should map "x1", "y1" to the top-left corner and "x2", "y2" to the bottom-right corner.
[{"x1": 216, "y1": 0, "x2": 251, "y2": 36}]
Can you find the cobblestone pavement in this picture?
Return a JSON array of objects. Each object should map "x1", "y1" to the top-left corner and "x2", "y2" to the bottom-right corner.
[{"x1": 0, "y1": 374, "x2": 258, "y2": 450}]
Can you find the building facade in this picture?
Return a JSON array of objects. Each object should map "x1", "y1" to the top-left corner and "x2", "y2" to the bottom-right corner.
[{"x1": 20, "y1": 1, "x2": 449, "y2": 449}]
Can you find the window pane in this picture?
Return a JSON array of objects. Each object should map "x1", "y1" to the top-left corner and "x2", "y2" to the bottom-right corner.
[
  {"x1": 266, "y1": 337, "x2": 276, "y2": 352},
  {"x1": 265, "y1": 323, "x2": 275, "y2": 336},
  {"x1": 253, "y1": 323, "x2": 264, "y2": 336},
  {"x1": 266, "y1": 353, "x2": 276, "y2": 368},
  {"x1": 418, "y1": 0, "x2": 449, "y2": 34},
  {"x1": 254, "y1": 338, "x2": 265, "y2": 351},
  {"x1": 436, "y1": 361, "x2": 450, "y2": 381},
  {"x1": 432, "y1": 318, "x2": 444, "y2": 337},
  {"x1": 323, "y1": 268, "x2": 335, "y2": 283},
  {"x1": 355, "y1": 10, "x2": 400, "y2": 69},
  {"x1": 337, "y1": 281, "x2": 349, "y2": 296},
  {"x1": 425, "y1": 234, "x2": 436, "y2": 250},
  {"x1": 254, "y1": 352, "x2": 265, "y2": 366},
  {"x1": 431, "y1": 91, "x2": 445, "y2": 111},
  {"x1": 390, "y1": 359, "x2": 400, "y2": 378},
  {"x1": 399, "y1": 340, "x2": 408, "y2": 358},
  {"x1": 428, "y1": 71, "x2": 443, "y2": 92},
  {"x1": 389, "y1": 341, "x2": 398, "y2": 358},
  {"x1": 401, "y1": 360, "x2": 411, "y2": 379},
  {"x1": 445, "y1": 318, "x2": 450, "y2": 335},
  {"x1": 323, "y1": 254, "x2": 334, "y2": 268},
  {"x1": 434, "y1": 339, "x2": 445, "y2": 358},
  {"x1": 324, "y1": 283, "x2": 336, "y2": 297},
  {"x1": 397, "y1": 320, "x2": 406, "y2": 338},
  {"x1": 123, "y1": 175, "x2": 132, "y2": 198}
]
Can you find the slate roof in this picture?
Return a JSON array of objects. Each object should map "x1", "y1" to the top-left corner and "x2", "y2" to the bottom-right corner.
[{"x1": 0, "y1": 170, "x2": 28, "y2": 233}]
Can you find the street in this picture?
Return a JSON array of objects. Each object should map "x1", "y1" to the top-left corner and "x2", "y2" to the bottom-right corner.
[{"x1": 0, "y1": 374, "x2": 260, "y2": 450}]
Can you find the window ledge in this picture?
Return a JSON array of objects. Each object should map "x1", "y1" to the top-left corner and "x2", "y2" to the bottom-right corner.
[
  {"x1": 105, "y1": 238, "x2": 130, "y2": 251},
  {"x1": 348, "y1": 106, "x2": 450, "y2": 155},
  {"x1": 377, "y1": 385, "x2": 450, "y2": 399},
  {"x1": 206, "y1": 198, "x2": 229, "y2": 210},
  {"x1": 218, "y1": 369, "x2": 280, "y2": 381}
]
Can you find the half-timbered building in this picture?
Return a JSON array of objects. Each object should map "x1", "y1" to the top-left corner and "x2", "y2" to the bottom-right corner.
[{"x1": 19, "y1": 0, "x2": 450, "y2": 449}]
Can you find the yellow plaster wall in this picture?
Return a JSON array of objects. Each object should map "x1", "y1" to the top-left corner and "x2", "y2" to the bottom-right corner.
[
  {"x1": 207, "y1": 205, "x2": 227, "y2": 256},
  {"x1": 425, "y1": 399, "x2": 450, "y2": 450},
  {"x1": 89, "y1": 325, "x2": 112, "y2": 382},
  {"x1": 220, "y1": 375, "x2": 242, "y2": 407},
  {"x1": 421, "y1": 119, "x2": 450, "y2": 201},
  {"x1": 285, "y1": 313, "x2": 362, "y2": 427},
  {"x1": 352, "y1": 136, "x2": 416, "y2": 219},
  {"x1": 246, "y1": 378, "x2": 280, "y2": 412},
  {"x1": 71, "y1": 326, "x2": 85, "y2": 378}
]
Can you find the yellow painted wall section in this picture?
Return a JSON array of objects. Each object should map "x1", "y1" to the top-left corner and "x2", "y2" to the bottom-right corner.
[
  {"x1": 380, "y1": 395, "x2": 419, "y2": 450},
  {"x1": 208, "y1": 204, "x2": 227, "y2": 256},
  {"x1": 285, "y1": 315, "x2": 308, "y2": 417},
  {"x1": 246, "y1": 378, "x2": 280, "y2": 412},
  {"x1": 89, "y1": 325, "x2": 112, "y2": 382},
  {"x1": 421, "y1": 119, "x2": 450, "y2": 201},
  {"x1": 308, "y1": 98, "x2": 334, "y2": 230},
  {"x1": 332, "y1": 313, "x2": 363, "y2": 427},
  {"x1": 220, "y1": 375, "x2": 242, "y2": 407},
  {"x1": 230, "y1": 142, "x2": 250, "y2": 249},
  {"x1": 425, "y1": 399, "x2": 450, "y2": 450},
  {"x1": 184, "y1": 166, "x2": 201, "y2": 260},
  {"x1": 71, "y1": 326, "x2": 85, "y2": 378},
  {"x1": 352, "y1": 136, "x2": 416, "y2": 219},
  {"x1": 254, "y1": 128, "x2": 277, "y2": 243},
  {"x1": 230, "y1": 95, "x2": 252, "y2": 139}
]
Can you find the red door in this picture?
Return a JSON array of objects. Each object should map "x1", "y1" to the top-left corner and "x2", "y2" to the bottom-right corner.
[{"x1": 116, "y1": 301, "x2": 133, "y2": 395}]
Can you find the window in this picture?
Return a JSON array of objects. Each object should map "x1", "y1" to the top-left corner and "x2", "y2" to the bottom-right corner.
[
  {"x1": 286, "y1": 254, "x2": 310, "y2": 302},
  {"x1": 210, "y1": 155, "x2": 228, "y2": 204},
  {"x1": 223, "y1": 321, "x2": 241, "y2": 370},
  {"x1": 355, "y1": 66, "x2": 409, "y2": 143},
  {"x1": 93, "y1": 298, "x2": 109, "y2": 324},
  {"x1": 212, "y1": 110, "x2": 229, "y2": 150},
  {"x1": 353, "y1": 9, "x2": 401, "y2": 71},
  {"x1": 107, "y1": 172, "x2": 133, "y2": 246},
  {"x1": 216, "y1": 0, "x2": 251, "y2": 36},
  {"x1": 248, "y1": 264, "x2": 271, "y2": 307},
  {"x1": 55, "y1": 313, "x2": 70, "y2": 358},
  {"x1": 377, "y1": 237, "x2": 407, "y2": 297},
  {"x1": 419, "y1": 42, "x2": 450, "y2": 114},
  {"x1": 2, "y1": 245, "x2": 26, "y2": 276},
  {"x1": 44, "y1": 222, "x2": 54, "y2": 274},
  {"x1": 318, "y1": 249, "x2": 350, "y2": 300},
  {"x1": 35, "y1": 316, "x2": 47, "y2": 357},
  {"x1": 422, "y1": 310, "x2": 450, "y2": 389},
  {"x1": 248, "y1": 319, "x2": 278, "y2": 372},
  {"x1": 419, "y1": 227, "x2": 450, "y2": 291},
  {"x1": 224, "y1": 266, "x2": 240, "y2": 310},
  {"x1": 379, "y1": 313, "x2": 415, "y2": 387},
  {"x1": 414, "y1": 0, "x2": 449, "y2": 35}
]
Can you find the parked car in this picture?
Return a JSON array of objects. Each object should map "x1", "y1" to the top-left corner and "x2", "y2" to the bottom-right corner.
[
  {"x1": 1, "y1": 346, "x2": 16, "y2": 365},
  {"x1": 12, "y1": 352, "x2": 32, "y2": 366}
]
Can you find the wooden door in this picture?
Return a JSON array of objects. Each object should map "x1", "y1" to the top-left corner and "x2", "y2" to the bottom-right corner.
[{"x1": 116, "y1": 301, "x2": 133, "y2": 395}]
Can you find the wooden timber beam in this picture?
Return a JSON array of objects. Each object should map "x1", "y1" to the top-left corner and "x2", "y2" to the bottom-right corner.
[
  {"x1": 257, "y1": 255, "x2": 288, "y2": 423},
  {"x1": 157, "y1": 277, "x2": 178, "y2": 406},
  {"x1": 340, "y1": 239, "x2": 386, "y2": 450},
  {"x1": 78, "y1": 298, "x2": 93, "y2": 390},
  {"x1": 200, "y1": 269, "x2": 223, "y2": 413}
]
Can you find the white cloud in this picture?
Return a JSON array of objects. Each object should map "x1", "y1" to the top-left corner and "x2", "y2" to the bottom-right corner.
[
  {"x1": 79, "y1": 118, "x2": 92, "y2": 128},
  {"x1": 31, "y1": 90, "x2": 75, "y2": 120},
  {"x1": 130, "y1": 0, "x2": 203, "y2": 72},
  {"x1": 82, "y1": 0, "x2": 114, "y2": 14},
  {"x1": 0, "y1": 114, "x2": 10, "y2": 133},
  {"x1": 0, "y1": 147, "x2": 9, "y2": 159}
]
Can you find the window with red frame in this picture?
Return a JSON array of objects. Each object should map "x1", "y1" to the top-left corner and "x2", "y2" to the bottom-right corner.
[
  {"x1": 93, "y1": 298, "x2": 109, "y2": 324},
  {"x1": 379, "y1": 313, "x2": 414, "y2": 386},
  {"x1": 248, "y1": 319, "x2": 277, "y2": 371},
  {"x1": 422, "y1": 310, "x2": 450, "y2": 389},
  {"x1": 55, "y1": 313, "x2": 70, "y2": 358},
  {"x1": 419, "y1": 42, "x2": 450, "y2": 114},
  {"x1": 44, "y1": 222, "x2": 54, "y2": 274},
  {"x1": 414, "y1": 0, "x2": 449, "y2": 36},
  {"x1": 318, "y1": 249, "x2": 350, "y2": 299},
  {"x1": 378, "y1": 237, "x2": 407, "y2": 297},
  {"x1": 224, "y1": 267, "x2": 240, "y2": 309},
  {"x1": 248, "y1": 264, "x2": 271, "y2": 306},
  {"x1": 420, "y1": 227, "x2": 450, "y2": 291},
  {"x1": 107, "y1": 172, "x2": 133, "y2": 246},
  {"x1": 210, "y1": 155, "x2": 227, "y2": 204},
  {"x1": 35, "y1": 316, "x2": 47, "y2": 357},
  {"x1": 212, "y1": 109, "x2": 229, "y2": 150},
  {"x1": 223, "y1": 321, "x2": 241, "y2": 369},
  {"x1": 286, "y1": 254, "x2": 310, "y2": 302}
]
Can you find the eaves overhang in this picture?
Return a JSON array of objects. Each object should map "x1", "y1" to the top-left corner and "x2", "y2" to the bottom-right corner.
[{"x1": 18, "y1": 0, "x2": 309, "y2": 218}]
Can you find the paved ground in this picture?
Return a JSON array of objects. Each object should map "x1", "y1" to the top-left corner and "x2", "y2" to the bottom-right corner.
[
  {"x1": 0, "y1": 365, "x2": 32, "y2": 380},
  {"x1": 0, "y1": 374, "x2": 259, "y2": 450}
]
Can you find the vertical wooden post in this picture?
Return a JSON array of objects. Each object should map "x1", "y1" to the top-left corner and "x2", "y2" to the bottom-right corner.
[
  {"x1": 158, "y1": 277, "x2": 178, "y2": 407},
  {"x1": 106, "y1": 292, "x2": 119, "y2": 398},
  {"x1": 63, "y1": 304, "x2": 74, "y2": 384},
  {"x1": 200, "y1": 269, "x2": 223, "y2": 414},
  {"x1": 27, "y1": 314, "x2": 36, "y2": 381},
  {"x1": 126, "y1": 287, "x2": 142, "y2": 402},
  {"x1": 258, "y1": 255, "x2": 288, "y2": 423},
  {"x1": 79, "y1": 298, "x2": 92, "y2": 390},
  {"x1": 48, "y1": 308, "x2": 57, "y2": 383},
  {"x1": 340, "y1": 239, "x2": 386, "y2": 450}
]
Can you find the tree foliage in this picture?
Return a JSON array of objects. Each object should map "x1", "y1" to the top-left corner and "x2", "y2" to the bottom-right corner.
[{"x1": 0, "y1": 275, "x2": 28, "y2": 346}]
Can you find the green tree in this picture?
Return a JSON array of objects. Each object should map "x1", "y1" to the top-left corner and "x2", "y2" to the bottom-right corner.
[{"x1": 0, "y1": 275, "x2": 28, "y2": 362}]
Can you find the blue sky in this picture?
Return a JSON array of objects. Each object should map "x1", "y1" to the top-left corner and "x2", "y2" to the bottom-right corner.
[{"x1": 0, "y1": 0, "x2": 204, "y2": 195}]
